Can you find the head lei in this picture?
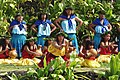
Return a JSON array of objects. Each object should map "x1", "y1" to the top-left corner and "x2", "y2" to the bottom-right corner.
[
  {"x1": 56, "y1": 31, "x2": 68, "y2": 38},
  {"x1": 102, "y1": 31, "x2": 112, "y2": 37},
  {"x1": 43, "y1": 36, "x2": 55, "y2": 41},
  {"x1": 26, "y1": 36, "x2": 37, "y2": 42}
]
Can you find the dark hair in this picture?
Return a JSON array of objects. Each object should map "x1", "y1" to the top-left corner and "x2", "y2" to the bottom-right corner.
[
  {"x1": 85, "y1": 40, "x2": 94, "y2": 50},
  {"x1": 98, "y1": 10, "x2": 105, "y2": 15},
  {"x1": 56, "y1": 36, "x2": 64, "y2": 45},
  {"x1": 38, "y1": 13, "x2": 48, "y2": 20},
  {"x1": 0, "y1": 38, "x2": 12, "y2": 51},
  {"x1": 101, "y1": 31, "x2": 112, "y2": 42},
  {"x1": 62, "y1": 7, "x2": 74, "y2": 16},
  {"x1": 15, "y1": 13, "x2": 23, "y2": 20},
  {"x1": 102, "y1": 31, "x2": 112, "y2": 37},
  {"x1": 44, "y1": 40, "x2": 49, "y2": 47},
  {"x1": 21, "y1": 42, "x2": 31, "y2": 52}
]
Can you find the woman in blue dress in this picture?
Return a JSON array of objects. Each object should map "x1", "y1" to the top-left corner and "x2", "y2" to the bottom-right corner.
[
  {"x1": 54, "y1": 7, "x2": 83, "y2": 54},
  {"x1": 88, "y1": 10, "x2": 112, "y2": 50},
  {"x1": 9, "y1": 13, "x2": 27, "y2": 58},
  {"x1": 31, "y1": 13, "x2": 56, "y2": 47}
]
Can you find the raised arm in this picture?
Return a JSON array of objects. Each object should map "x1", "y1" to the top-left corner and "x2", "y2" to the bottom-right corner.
[
  {"x1": 107, "y1": 23, "x2": 112, "y2": 31},
  {"x1": 54, "y1": 17, "x2": 63, "y2": 30},
  {"x1": 118, "y1": 26, "x2": 120, "y2": 32},
  {"x1": 23, "y1": 24, "x2": 27, "y2": 31},
  {"x1": 88, "y1": 23, "x2": 96, "y2": 33},
  {"x1": 31, "y1": 24, "x2": 37, "y2": 33},
  {"x1": 75, "y1": 17, "x2": 83, "y2": 30},
  {"x1": 50, "y1": 23, "x2": 56, "y2": 33}
]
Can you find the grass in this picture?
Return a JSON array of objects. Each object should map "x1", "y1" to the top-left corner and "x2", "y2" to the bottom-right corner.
[
  {"x1": 0, "y1": 64, "x2": 35, "y2": 72},
  {"x1": 0, "y1": 60, "x2": 110, "y2": 72}
]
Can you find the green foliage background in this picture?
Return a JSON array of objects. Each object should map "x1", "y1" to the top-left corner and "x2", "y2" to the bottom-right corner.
[{"x1": 0, "y1": 0, "x2": 120, "y2": 44}]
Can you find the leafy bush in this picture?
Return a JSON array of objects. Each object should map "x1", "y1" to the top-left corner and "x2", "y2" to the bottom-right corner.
[{"x1": 7, "y1": 56, "x2": 78, "y2": 80}]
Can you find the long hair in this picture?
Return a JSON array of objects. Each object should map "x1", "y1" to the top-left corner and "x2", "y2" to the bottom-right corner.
[
  {"x1": 21, "y1": 42, "x2": 30, "y2": 52},
  {"x1": 21, "y1": 41, "x2": 36, "y2": 52},
  {"x1": 15, "y1": 13, "x2": 23, "y2": 20},
  {"x1": 38, "y1": 13, "x2": 48, "y2": 20},
  {"x1": 0, "y1": 38, "x2": 12, "y2": 50},
  {"x1": 62, "y1": 7, "x2": 74, "y2": 16},
  {"x1": 56, "y1": 36, "x2": 64, "y2": 45},
  {"x1": 85, "y1": 40, "x2": 94, "y2": 50}
]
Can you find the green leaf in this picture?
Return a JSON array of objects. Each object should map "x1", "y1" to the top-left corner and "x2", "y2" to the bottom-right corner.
[
  {"x1": 27, "y1": 68, "x2": 38, "y2": 76},
  {"x1": 109, "y1": 75, "x2": 119, "y2": 80},
  {"x1": 10, "y1": 3, "x2": 15, "y2": 8},
  {"x1": 51, "y1": 74, "x2": 57, "y2": 78},
  {"x1": 39, "y1": 77, "x2": 48, "y2": 80},
  {"x1": 43, "y1": 56, "x2": 47, "y2": 68},
  {"x1": 58, "y1": 75, "x2": 65, "y2": 80},
  {"x1": 58, "y1": 3, "x2": 64, "y2": 11},
  {"x1": 7, "y1": 73, "x2": 18, "y2": 80},
  {"x1": 36, "y1": 68, "x2": 45, "y2": 78}
]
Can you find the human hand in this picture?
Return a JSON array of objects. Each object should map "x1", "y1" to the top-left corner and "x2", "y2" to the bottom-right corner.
[
  {"x1": 76, "y1": 27, "x2": 79, "y2": 31},
  {"x1": 62, "y1": 44, "x2": 66, "y2": 47},
  {"x1": 34, "y1": 53, "x2": 41, "y2": 57},
  {"x1": 60, "y1": 29, "x2": 63, "y2": 32}
]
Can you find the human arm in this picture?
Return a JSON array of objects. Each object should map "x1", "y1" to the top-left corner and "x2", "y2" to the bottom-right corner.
[
  {"x1": 24, "y1": 45, "x2": 37, "y2": 54},
  {"x1": 54, "y1": 17, "x2": 63, "y2": 30},
  {"x1": 0, "y1": 46, "x2": 7, "y2": 54},
  {"x1": 117, "y1": 26, "x2": 120, "y2": 32},
  {"x1": 107, "y1": 23, "x2": 112, "y2": 31},
  {"x1": 100, "y1": 42, "x2": 113, "y2": 48},
  {"x1": 88, "y1": 23, "x2": 96, "y2": 33},
  {"x1": 75, "y1": 17, "x2": 83, "y2": 30},
  {"x1": 52, "y1": 41, "x2": 64, "y2": 50},
  {"x1": 23, "y1": 24, "x2": 27, "y2": 31},
  {"x1": 50, "y1": 23, "x2": 56, "y2": 33},
  {"x1": 31, "y1": 24, "x2": 37, "y2": 33}
]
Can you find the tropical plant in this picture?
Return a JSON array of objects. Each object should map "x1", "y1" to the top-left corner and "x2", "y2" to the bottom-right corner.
[
  {"x1": 7, "y1": 56, "x2": 78, "y2": 80},
  {"x1": 0, "y1": 0, "x2": 120, "y2": 45},
  {"x1": 103, "y1": 52, "x2": 120, "y2": 80}
]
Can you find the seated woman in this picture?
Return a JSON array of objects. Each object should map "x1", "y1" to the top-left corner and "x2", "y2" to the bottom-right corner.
[
  {"x1": 21, "y1": 36, "x2": 42, "y2": 59},
  {"x1": 79, "y1": 40, "x2": 98, "y2": 60},
  {"x1": 79, "y1": 40, "x2": 100, "y2": 68},
  {"x1": 42, "y1": 36, "x2": 54, "y2": 55},
  {"x1": 38, "y1": 32, "x2": 70, "y2": 67},
  {"x1": 99, "y1": 31, "x2": 118, "y2": 55},
  {"x1": 78, "y1": 35, "x2": 91, "y2": 57},
  {"x1": 0, "y1": 36, "x2": 13, "y2": 59}
]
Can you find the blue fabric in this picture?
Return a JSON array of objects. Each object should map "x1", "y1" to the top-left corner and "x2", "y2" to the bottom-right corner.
[
  {"x1": 92, "y1": 18, "x2": 109, "y2": 26},
  {"x1": 10, "y1": 20, "x2": 26, "y2": 31},
  {"x1": 11, "y1": 25, "x2": 27, "y2": 35},
  {"x1": 101, "y1": 26, "x2": 107, "y2": 33},
  {"x1": 68, "y1": 33, "x2": 79, "y2": 54},
  {"x1": 37, "y1": 35, "x2": 47, "y2": 47},
  {"x1": 37, "y1": 23, "x2": 51, "y2": 37},
  {"x1": 93, "y1": 18, "x2": 110, "y2": 50},
  {"x1": 61, "y1": 19, "x2": 76, "y2": 33},
  {"x1": 60, "y1": 14, "x2": 76, "y2": 29},
  {"x1": 11, "y1": 34, "x2": 26, "y2": 57},
  {"x1": 34, "y1": 20, "x2": 52, "y2": 26},
  {"x1": 93, "y1": 33, "x2": 101, "y2": 50},
  {"x1": 118, "y1": 36, "x2": 120, "y2": 52},
  {"x1": 95, "y1": 26, "x2": 108, "y2": 34}
]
